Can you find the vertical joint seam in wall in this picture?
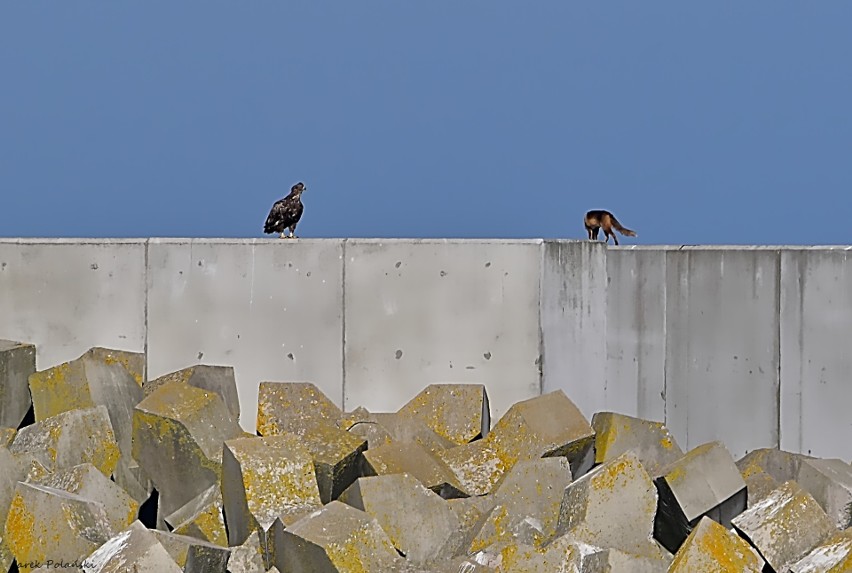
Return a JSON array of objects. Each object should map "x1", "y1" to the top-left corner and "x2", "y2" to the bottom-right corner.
[
  {"x1": 775, "y1": 250, "x2": 782, "y2": 449},
  {"x1": 341, "y1": 239, "x2": 347, "y2": 409},
  {"x1": 143, "y1": 239, "x2": 149, "y2": 384},
  {"x1": 536, "y1": 241, "x2": 545, "y2": 396},
  {"x1": 662, "y1": 250, "x2": 668, "y2": 427}
]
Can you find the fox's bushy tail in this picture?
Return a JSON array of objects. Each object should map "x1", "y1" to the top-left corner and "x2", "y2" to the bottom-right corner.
[{"x1": 611, "y1": 217, "x2": 637, "y2": 237}]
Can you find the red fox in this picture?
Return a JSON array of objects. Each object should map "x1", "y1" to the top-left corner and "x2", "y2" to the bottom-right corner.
[{"x1": 584, "y1": 210, "x2": 637, "y2": 246}]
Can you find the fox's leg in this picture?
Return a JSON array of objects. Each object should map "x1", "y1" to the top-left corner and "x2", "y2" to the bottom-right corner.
[{"x1": 611, "y1": 231, "x2": 619, "y2": 246}]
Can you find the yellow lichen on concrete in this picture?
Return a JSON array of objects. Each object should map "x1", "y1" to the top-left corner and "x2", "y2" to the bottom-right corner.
[
  {"x1": 256, "y1": 382, "x2": 342, "y2": 438},
  {"x1": 132, "y1": 409, "x2": 222, "y2": 479},
  {"x1": 95, "y1": 348, "x2": 145, "y2": 388},
  {"x1": 4, "y1": 492, "x2": 38, "y2": 564},
  {"x1": 322, "y1": 523, "x2": 400, "y2": 573},
  {"x1": 173, "y1": 504, "x2": 228, "y2": 548},
  {"x1": 397, "y1": 384, "x2": 488, "y2": 445},
  {"x1": 0, "y1": 427, "x2": 17, "y2": 446},
  {"x1": 28, "y1": 361, "x2": 94, "y2": 421},
  {"x1": 669, "y1": 517, "x2": 763, "y2": 572}
]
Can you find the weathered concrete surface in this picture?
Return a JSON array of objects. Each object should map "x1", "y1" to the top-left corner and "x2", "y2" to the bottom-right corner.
[
  {"x1": 149, "y1": 528, "x2": 230, "y2": 573},
  {"x1": 256, "y1": 380, "x2": 343, "y2": 437},
  {"x1": 225, "y1": 530, "x2": 266, "y2": 573},
  {"x1": 668, "y1": 516, "x2": 764, "y2": 573},
  {"x1": 653, "y1": 441, "x2": 747, "y2": 554},
  {"x1": 556, "y1": 451, "x2": 665, "y2": 559},
  {"x1": 348, "y1": 411, "x2": 455, "y2": 454},
  {"x1": 163, "y1": 483, "x2": 227, "y2": 547},
  {"x1": 665, "y1": 248, "x2": 781, "y2": 459},
  {"x1": 781, "y1": 248, "x2": 852, "y2": 461},
  {"x1": 31, "y1": 463, "x2": 138, "y2": 534},
  {"x1": 82, "y1": 520, "x2": 182, "y2": 573},
  {"x1": 732, "y1": 480, "x2": 836, "y2": 573},
  {"x1": 9, "y1": 405, "x2": 120, "y2": 476},
  {"x1": 0, "y1": 340, "x2": 35, "y2": 430},
  {"x1": 796, "y1": 457, "x2": 852, "y2": 530},
  {"x1": 362, "y1": 441, "x2": 467, "y2": 498},
  {"x1": 469, "y1": 458, "x2": 572, "y2": 552},
  {"x1": 540, "y1": 240, "x2": 608, "y2": 421},
  {"x1": 344, "y1": 239, "x2": 543, "y2": 420},
  {"x1": 144, "y1": 364, "x2": 239, "y2": 422},
  {"x1": 0, "y1": 240, "x2": 147, "y2": 376},
  {"x1": 790, "y1": 527, "x2": 852, "y2": 573},
  {"x1": 257, "y1": 381, "x2": 366, "y2": 503},
  {"x1": 221, "y1": 434, "x2": 322, "y2": 546},
  {"x1": 272, "y1": 500, "x2": 403, "y2": 572},
  {"x1": 736, "y1": 447, "x2": 812, "y2": 507},
  {"x1": 146, "y1": 239, "x2": 345, "y2": 434},
  {"x1": 4, "y1": 482, "x2": 114, "y2": 568},
  {"x1": 28, "y1": 347, "x2": 149, "y2": 502},
  {"x1": 339, "y1": 473, "x2": 461, "y2": 565},
  {"x1": 397, "y1": 383, "x2": 491, "y2": 444},
  {"x1": 87, "y1": 346, "x2": 145, "y2": 388},
  {"x1": 132, "y1": 381, "x2": 243, "y2": 520},
  {"x1": 487, "y1": 390, "x2": 596, "y2": 480},
  {"x1": 591, "y1": 411, "x2": 683, "y2": 476},
  {"x1": 605, "y1": 246, "x2": 671, "y2": 423}
]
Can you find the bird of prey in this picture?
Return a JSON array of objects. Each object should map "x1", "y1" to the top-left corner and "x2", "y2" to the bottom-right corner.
[{"x1": 264, "y1": 182, "x2": 307, "y2": 239}]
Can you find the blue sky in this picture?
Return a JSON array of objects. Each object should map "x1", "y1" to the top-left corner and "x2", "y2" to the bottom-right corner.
[{"x1": 2, "y1": 3, "x2": 851, "y2": 244}]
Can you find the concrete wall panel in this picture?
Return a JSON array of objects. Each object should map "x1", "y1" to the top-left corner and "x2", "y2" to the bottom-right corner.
[
  {"x1": 605, "y1": 246, "x2": 671, "y2": 422},
  {"x1": 146, "y1": 239, "x2": 344, "y2": 432},
  {"x1": 343, "y1": 239, "x2": 542, "y2": 420},
  {"x1": 664, "y1": 247, "x2": 780, "y2": 459},
  {"x1": 0, "y1": 239, "x2": 146, "y2": 370},
  {"x1": 780, "y1": 248, "x2": 852, "y2": 459},
  {"x1": 540, "y1": 240, "x2": 608, "y2": 420}
]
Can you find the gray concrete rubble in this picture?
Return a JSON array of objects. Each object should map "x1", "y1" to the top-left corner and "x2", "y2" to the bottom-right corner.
[
  {"x1": 556, "y1": 451, "x2": 670, "y2": 561},
  {"x1": 789, "y1": 527, "x2": 852, "y2": 573},
  {"x1": 591, "y1": 411, "x2": 683, "y2": 477},
  {"x1": 736, "y1": 447, "x2": 813, "y2": 507},
  {"x1": 667, "y1": 516, "x2": 764, "y2": 572},
  {"x1": 338, "y1": 473, "x2": 462, "y2": 566},
  {"x1": 271, "y1": 500, "x2": 404, "y2": 572},
  {"x1": 0, "y1": 339, "x2": 35, "y2": 430},
  {"x1": 731, "y1": 480, "x2": 836, "y2": 573},
  {"x1": 162, "y1": 482, "x2": 228, "y2": 547},
  {"x1": 144, "y1": 364, "x2": 240, "y2": 422},
  {"x1": 9, "y1": 404, "x2": 120, "y2": 476},
  {"x1": 221, "y1": 434, "x2": 323, "y2": 547},
  {"x1": 149, "y1": 529, "x2": 230, "y2": 573},
  {"x1": 27, "y1": 347, "x2": 150, "y2": 505},
  {"x1": 397, "y1": 383, "x2": 491, "y2": 444},
  {"x1": 7, "y1": 340, "x2": 852, "y2": 572},
  {"x1": 30, "y1": 462, "x2": 139, "y2": 534},
  {"x1": 81, "y1": 520, "x2": 182, "y2": 573},
  {"x1": 468, "y1": 457, "x2": 573, "y2": 552},
  {"x1": 4, "y1": 482, "x2": 115, "y2": 568},
  {"x1": 256, "y1": 380, "x2": 343, "y2": 437},
  {"x1": 349, "y1": 411, "x2": 456, "y2": 453},
  {"x1": 795, "y1": 457, "x2": 852, "y2": 530},
  {"x1": 224, "y1": 530, "x2": 266, "y2": 573},
  {"x1": 653, "y1": 440, "x2": 747, "y2": 554},
  {"x1": 132, "y1": 379, "x2": 244, "y2": 522},
  {"x1": 436, "y1": 390, "x2": 594, "y2": 497},
  {"x1": 362, "y1": 440, "x2": 468, "y2": 498}
]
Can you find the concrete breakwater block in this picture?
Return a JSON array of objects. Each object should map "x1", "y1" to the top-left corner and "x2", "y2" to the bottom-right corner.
[
  {"x1": 132, "y1": 380, "x2": 244, "y2": 522},
  {"x1": 0, "y1": 340, "x2": 35, "y2": 430},
  {"x1": 338, "y1": 473, "x2": 462, "y2": 566},
  {"x1": 668, "y1": 516, "x2": 764, "y2": 572},
  {"x1": 221, "y1": 434, "x2": 322, "y2": 547},
  {"x1": 653, "y1": 440, "x2": 747, "y2": 554},
  {"x1": 732, "y1": 480, "x2": 836, "y2": 573},
  {"x1": 8, "y1": 342, "x2": 852, "y2": 571}
]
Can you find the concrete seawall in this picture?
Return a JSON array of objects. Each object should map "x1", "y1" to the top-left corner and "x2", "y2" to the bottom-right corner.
[{"x1": 1, "y1": 239, "x2": 850, "y2": 462}]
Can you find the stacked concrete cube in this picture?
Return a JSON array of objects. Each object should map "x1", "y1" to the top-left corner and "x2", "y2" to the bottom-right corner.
[
  {"x1": 0, "y1": 340, "x2": 35, "y2": 430},
  {"x1": 6, "y1": 340, "x2": 852, "y2": 571}
]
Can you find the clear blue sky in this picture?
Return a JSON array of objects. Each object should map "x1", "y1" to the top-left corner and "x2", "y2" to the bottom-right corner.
[{"x1": 2, "y1": 3, "x2": 851, "y2": 244}]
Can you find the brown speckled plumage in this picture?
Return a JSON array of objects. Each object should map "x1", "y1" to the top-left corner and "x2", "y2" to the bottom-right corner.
[{"x1": 264, "y1": 182, "x2": 306, "y2": 238}]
